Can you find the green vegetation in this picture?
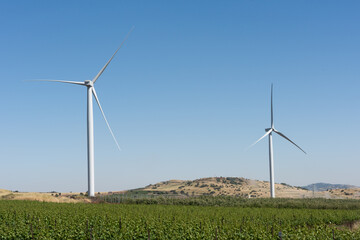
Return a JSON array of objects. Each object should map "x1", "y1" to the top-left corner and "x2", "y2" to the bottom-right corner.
[
  {"x1": 99, "y1": 194, "x2": 360, "y2": 210},
  {"x1": 0, "y1": 199, "x2": 360, "y2": 239}
]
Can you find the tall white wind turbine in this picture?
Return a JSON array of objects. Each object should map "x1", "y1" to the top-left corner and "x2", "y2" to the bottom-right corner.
[
  {"x1": 249, "y1": 84, "x2": 306, "y2": 198},
  {"x1": 33, "y1": 28, "x2": 134, "y2": 197}
]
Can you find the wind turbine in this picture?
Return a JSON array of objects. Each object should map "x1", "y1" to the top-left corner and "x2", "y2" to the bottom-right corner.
[
  {"x1": 33, "y1": 28, "x2": 134, "y2": 197},
  {"x1": 249, "y1": 84, "x2": 306, "y2": 198}
]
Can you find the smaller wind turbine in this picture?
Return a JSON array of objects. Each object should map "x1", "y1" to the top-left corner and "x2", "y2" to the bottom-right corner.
[{"x1": 249, "y1": 84, "x2": 306, "y2": 198}]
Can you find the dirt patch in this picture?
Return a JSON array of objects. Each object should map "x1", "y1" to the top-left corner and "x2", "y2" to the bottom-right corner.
[{"x1": 337, "y1": 220, "x2": 360, "y2": 231}]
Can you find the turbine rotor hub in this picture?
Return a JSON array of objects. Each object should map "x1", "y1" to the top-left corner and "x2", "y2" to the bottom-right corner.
[{"x1": 84, "y1": 80, "x2": 93, "y2": 87}]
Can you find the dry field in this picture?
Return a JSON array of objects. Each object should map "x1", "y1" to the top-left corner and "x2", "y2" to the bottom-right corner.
[{"x1": 0, "y1": 189, "x2": 90, "y2": 203}]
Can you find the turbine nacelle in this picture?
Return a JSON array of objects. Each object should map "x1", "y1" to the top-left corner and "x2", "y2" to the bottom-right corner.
[{"x1": 265, "y1": 128, "x2": 272, "y2": 132}]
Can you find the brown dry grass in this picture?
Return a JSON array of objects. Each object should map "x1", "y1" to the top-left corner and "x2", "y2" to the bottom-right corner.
[
  {"x1": 0, "y1": 190, "x2": 90, "y2": 203},
  {"x1": 0, "y1": 189, "x2": 12, "y2": 197}
]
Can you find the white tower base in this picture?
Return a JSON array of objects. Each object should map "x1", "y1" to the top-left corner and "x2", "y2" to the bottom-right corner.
[
  {"x1": 87, "y1": 86, "x2": 95, "y2": 197},
  {"x1": 269, "y1": 132, "x2": 275, "y2": 198}
]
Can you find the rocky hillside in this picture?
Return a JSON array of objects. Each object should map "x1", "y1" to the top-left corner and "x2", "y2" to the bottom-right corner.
[{"x1": 134, "y1": 177, "x2": 313, "y2": 198}]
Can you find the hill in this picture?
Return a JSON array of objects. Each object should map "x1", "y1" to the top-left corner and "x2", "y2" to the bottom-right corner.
[
  {"x1": 123, "y1": 177, "x2": 360, "y2": 199},
  {"x1": 129, "y1": 177, "x2": 313, "y2": 198},
  {"x1": 0, "y1": 189, "x2": 12, "y2": 198},
  {"x1": 302, "y1": 183, "x2": 358, "y2": 192},
  {"x1": 2, "y1": 178, "x2": 360, "y2": 203}
]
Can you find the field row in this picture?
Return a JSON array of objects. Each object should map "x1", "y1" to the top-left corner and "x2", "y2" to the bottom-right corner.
[{"x1": 0, "y1": 200, "x2": 359, "y2": 239}]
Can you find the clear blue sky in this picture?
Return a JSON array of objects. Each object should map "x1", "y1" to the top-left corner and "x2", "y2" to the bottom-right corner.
[{"x1": 1, "y1": 1, "x2": 359, "y2": 192}]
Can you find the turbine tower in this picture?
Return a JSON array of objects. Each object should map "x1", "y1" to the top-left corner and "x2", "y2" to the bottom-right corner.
[
  {"x1": 34, "y1": 28, "x2": 134, "y2": 197},
  {"x1": 249, "y1": 84, "x2": 306, "y2": 198}
]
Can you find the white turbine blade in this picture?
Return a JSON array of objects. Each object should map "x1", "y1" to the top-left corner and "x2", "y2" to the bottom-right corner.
[
  {"x1": 92, "y1": 87, "x2": 121, "y2": 151},
  {"x1": 92, "y1": 26, "x2": 135, "y2": 83},
  {"x1": 247, "y1": 129, "x2": 273, "y2": 150},
  {"x1": 273, "y1": 129, "x2": 306, "y2": 154},
  {"x1": 28, "y1": 79, "x2": 85, "y2": 86},
  {"x1": 271, "y1": 83, "x2": 274, "y2": 128}
]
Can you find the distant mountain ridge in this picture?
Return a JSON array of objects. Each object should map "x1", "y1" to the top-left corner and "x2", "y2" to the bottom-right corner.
[{"x1": 302, "y1": 183, "x2": 358, "y2": 192}]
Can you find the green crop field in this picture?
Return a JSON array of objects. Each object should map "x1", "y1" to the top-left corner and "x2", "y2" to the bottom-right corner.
[{"x1": 0, "y1": 199, "x2": 359, "y2": 239}]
